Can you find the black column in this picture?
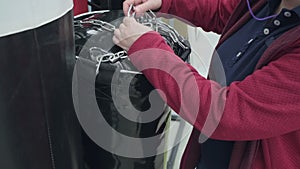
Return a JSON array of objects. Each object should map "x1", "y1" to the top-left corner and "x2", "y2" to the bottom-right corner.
[{"x1": 0, "y1": 10, "x2": 84, "y2": 169}]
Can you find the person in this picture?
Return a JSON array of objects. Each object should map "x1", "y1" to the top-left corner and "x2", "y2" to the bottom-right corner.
[{"x1": 112, "y1": 0, "x2": 300, "y2": 168}]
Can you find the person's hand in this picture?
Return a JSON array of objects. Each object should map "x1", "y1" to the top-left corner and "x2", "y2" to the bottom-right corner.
[
  {"x1": 123, "y1": 0, "x2": 162, "y2": 16},
  {"x1": 113, "y1": 17, "x2": 152, "y2": 51}
]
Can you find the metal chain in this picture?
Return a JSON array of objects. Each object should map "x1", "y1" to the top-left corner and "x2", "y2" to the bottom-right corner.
[
  {"x1": 76, "y1": 9, "x2": 189, "y2": 75},
  {"x1": 99, "y1": 51, "x2": 128, "y2": 63},
  {"x1": 74, "y1": 19, "x2": 116, "y2": 32},
  {"x1": 75, "y1": 10, "x2": 188, "y2": 49},
  {"x1": 89, "y1": 48, "x2": 128, "y2": 75},
  {"x1": 89, "y1": 47, "x2": 128, "y2": 63},
  {"x1": 135, "y1": 11, "x2": 189, "y2": 50}
]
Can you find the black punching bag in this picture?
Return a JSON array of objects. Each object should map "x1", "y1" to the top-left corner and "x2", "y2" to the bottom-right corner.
[
  {"x1": 73, "y1": 9, "x2": 191, "y2": 169},
  {"x1": 73, "y1": 11, "x2": 171, "y2": 169},
  {"x1": 0, "y1": 1, "x2": 84, "y2": 169}
]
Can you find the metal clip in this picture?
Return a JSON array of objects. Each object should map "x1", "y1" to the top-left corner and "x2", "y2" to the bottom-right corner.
[
  {"x1": 116, "y1": 51, "x2": 128, "y2": 59},
  {"x1": 109, "y1": 54, "x2": 120, "y2": 63},
  {"x1": 128, "y1": 4, "x2": 136, "y2": 17},
  {"x1": 101, "y1": 53, "x2": 115, "y2": 63},
  {"x1": 91, "y1": 20, "x2": 116, "y2": 32},
  {"x1": 142, "y1": 22, "x2": 154, "y2": 29},
  {"x1": 94, "y1": 50, "x2": 128, "y2": 64},
  {"x1": 148, "y1": 10, "x2": 156, "y2": 20},
  {"x1": 74, "y1": 20, "x2": 82, "y2": 27},
  {"x1": 108, "y1": 51, "x2": 128, "y2": 63},
  {"x1": 74, "y1": 19, "x2": 116, "y2": 32}
]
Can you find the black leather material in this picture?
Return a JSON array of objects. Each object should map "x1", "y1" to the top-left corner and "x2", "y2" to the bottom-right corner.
[
  {"x1": 75, "y1": 11, "x2": 172, "y2": 169},
  {"x1": 0, "y1": 10, "x2": 84, "y2": 169}
]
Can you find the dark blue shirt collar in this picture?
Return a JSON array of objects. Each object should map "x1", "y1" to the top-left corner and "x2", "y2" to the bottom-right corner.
[{"x1": 267, "y1": 0, "x2": 300, "y2": 18}]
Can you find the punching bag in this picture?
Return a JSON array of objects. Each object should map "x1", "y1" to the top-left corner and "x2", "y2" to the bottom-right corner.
[
  {"x1": 0, "y1": 1, "x2": 84, "y2": 169},
  {"x1": 73, "y1": 10, "x2": 191, "y2": 169}
]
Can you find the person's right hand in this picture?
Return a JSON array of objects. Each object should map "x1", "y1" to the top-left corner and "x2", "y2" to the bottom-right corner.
[{"x1": 123, "y1": 0, "x2": 162, "y2": 16}]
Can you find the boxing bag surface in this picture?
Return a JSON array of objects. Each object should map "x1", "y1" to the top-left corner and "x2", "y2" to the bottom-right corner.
[
  {"x1": 0, "y1": 1, "x2": 84, "y2": 169},
  {"x1": 74, "y1": 11, "x2": 172, "y2": 169},
  {"x1": 73, "y1": 10, "x2": 190, "y2": 169}
]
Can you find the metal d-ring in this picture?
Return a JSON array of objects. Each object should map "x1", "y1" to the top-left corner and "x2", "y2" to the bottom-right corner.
[{"x1": 128, "y1": 4, "x2": 136, "y2": 17}]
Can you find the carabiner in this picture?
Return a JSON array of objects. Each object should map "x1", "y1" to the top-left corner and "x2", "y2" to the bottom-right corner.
[{"x1": 128, "y1": 4, "x2": 136, "y2": 17}]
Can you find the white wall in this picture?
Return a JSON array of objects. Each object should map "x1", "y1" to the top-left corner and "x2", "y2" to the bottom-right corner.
[{"x1": 0, "y1": 0, "x2": 73, "y2": 37}]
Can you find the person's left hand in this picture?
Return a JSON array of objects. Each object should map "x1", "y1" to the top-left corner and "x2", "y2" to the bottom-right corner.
[{"x1": 113, "y1": 17, "x2": 152, "y2": 51}]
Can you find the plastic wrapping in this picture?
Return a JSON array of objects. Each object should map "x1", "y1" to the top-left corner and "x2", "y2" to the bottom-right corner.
[
  {"x1": 74, "y1": 11, "x2": 177, "y2": 169},
  {"x1": 0, "y1": 11, "x2": 84, "y2": 169}
]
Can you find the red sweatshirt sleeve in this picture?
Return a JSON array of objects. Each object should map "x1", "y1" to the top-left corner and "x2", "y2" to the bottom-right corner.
[
  {"x1": 159, "y1": 0, "x2": 241, "y2": 33},
  {"x1": 128, "y1": 32, "x2": 300, "y2": 141}
]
